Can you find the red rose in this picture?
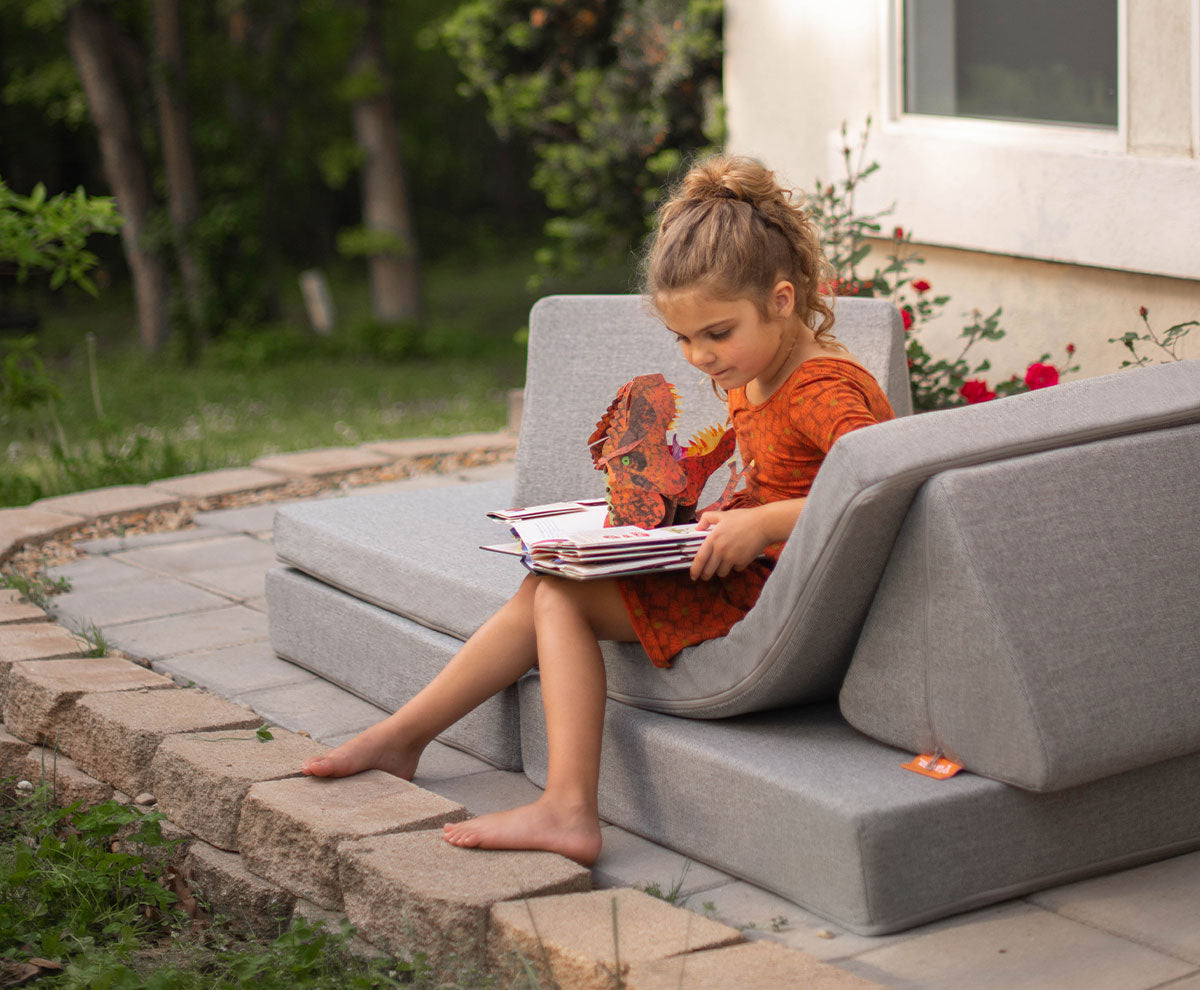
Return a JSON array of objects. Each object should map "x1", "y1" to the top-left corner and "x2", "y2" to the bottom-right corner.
[
  {"x1": 1139, "y1": 305, "x2": 1148, "y2": 318},
  {"x1": 893, "y1": 226, "x2": 904, "y2": 240},
  {"x1": 1066, "y1": 342, "x2": 1075, "y2": 355},
  {"x1": 911, "y1": 279, "x2": 931, "y2": 293},
  {"x1": 1024, "y1": 362, "x2": 1059, "y2": 390},
  {"x1": 901, "y1": 306, "x2": 914, "y2": 330},
  {"x1": 959, "y1": 379, "x2": 996, "y2": 404}
]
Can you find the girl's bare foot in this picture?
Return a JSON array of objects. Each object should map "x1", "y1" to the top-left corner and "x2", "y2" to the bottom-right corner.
[
  {"x1": 441, "y1": 797, "x2": 602, "y2": 866},
  {"x1": 301, "y1": 721, "x2": 423, "y2": 780}
]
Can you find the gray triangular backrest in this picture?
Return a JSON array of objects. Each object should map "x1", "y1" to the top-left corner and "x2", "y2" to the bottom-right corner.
[
  {"x1": 599, "y1": 359, "x2": 1200, "y2": 718},
  {"x1": 513, "y1": 294, "x2": 912, "y2": 508}
]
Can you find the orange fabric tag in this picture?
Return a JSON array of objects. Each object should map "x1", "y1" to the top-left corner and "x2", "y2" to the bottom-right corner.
[{"x1": 902, "y1": 753, "x2": 964, "y2": 779}]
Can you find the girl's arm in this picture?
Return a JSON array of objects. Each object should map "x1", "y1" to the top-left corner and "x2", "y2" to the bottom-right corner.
[{"x1": 689, "y1": 498, "x2": 806, "y2": 580}]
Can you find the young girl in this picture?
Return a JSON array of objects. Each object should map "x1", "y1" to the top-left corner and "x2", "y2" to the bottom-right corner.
[{"x1": 301, "y1": 155, "x2": 895, "y2": 866}]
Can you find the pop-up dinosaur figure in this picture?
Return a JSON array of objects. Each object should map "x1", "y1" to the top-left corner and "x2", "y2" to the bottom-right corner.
[{"x1": 588, "y1": 373, "x2": 739, "y2": 528}]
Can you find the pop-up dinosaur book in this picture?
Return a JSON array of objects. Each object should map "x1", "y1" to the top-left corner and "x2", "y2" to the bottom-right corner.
[{"x1": 588, "y1": 373, "x2": 743, "y2": 528}]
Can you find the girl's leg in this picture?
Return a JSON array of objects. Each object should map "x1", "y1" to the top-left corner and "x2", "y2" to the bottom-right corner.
[
  {"x1": 301, "y1": 574, "x2": 543, "y2": 780},
  {"x1": 442, "y1": 576, "x2": 636, "y2": 865}
]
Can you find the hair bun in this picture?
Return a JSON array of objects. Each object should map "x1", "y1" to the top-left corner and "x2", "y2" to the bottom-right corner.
[{"x1": 680, "y1": 155, "x2": 781, "y2": 212}]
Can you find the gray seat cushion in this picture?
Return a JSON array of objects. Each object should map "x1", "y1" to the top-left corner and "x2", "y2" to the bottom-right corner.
[
  {"x1": 519, "y1": 675, "x2": 1200, "y2": 935},
  {"x1": 839, "y1": 420, "x2": 1200, "y2": 792},
  {"x1": 273, "y1": 479, "x2": 522, "y2": 640}
]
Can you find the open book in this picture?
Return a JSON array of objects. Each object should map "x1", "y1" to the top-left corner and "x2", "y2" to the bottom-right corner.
[{"x1": 482, "y1": 499, "x2": 706, "y2": 580}]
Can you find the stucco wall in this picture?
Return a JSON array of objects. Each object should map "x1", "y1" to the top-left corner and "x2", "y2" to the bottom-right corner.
[{"x1": 724, "y1": 0, "x2": 1200, "y2": 380}]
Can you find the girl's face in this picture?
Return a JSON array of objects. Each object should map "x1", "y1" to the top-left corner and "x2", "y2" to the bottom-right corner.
[{"x1": 657, "y1": 283, "x2": 796, "y2": 393}]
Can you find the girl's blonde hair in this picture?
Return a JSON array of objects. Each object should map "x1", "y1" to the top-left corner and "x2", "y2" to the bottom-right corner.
[{"x1": 642, "y1": 154, "x2": 835, "y2": 343}]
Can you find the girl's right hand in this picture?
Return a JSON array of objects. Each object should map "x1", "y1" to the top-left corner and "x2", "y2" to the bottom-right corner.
[{"x1": 689, "y1": 508, "x2": 769, "y2": 580}]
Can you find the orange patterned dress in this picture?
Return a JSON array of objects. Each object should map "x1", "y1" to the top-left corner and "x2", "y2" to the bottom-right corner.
[{"x1": 616, "y1": 357, "x2": 895, "y2": 666}]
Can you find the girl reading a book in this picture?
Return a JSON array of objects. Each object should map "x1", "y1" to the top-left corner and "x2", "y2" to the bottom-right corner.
[{"x1": 301, "y1": 155, "x2": 895, "y2": 866}]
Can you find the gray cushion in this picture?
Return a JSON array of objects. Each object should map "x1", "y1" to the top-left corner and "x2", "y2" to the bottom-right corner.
[
  {"x1": 266, "y1": 566, "x2": 522, "y2": 770},
  {"x1": 273, "y1": 479, "x2": 522, "y2": 640},
  {"x1": 519, "y1": 675, "x2": 1200, "y2": 935},
  {"x1": 513, "y1": 294, "x2": 912, "y2": 509},
  {"x1": 600, "y1": 359, "x2": 1200, "y2": 718},
  {"x1": 839, "y1": 421, "x2": 1200, "y2": 792}
]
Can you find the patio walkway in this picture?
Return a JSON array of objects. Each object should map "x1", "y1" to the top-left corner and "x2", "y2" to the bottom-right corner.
[{"x1": 6, "y1": 439, "x2": 1200, "y2": 988}]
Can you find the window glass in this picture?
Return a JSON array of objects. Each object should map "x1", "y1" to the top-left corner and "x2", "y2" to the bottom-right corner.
[{"x1": 904, "y1": 0, "x2": 1118, "y2": 128}]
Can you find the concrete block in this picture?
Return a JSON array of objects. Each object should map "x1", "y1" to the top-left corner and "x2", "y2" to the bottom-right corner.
[
  {"x1": 3, "y1": 657, "x2": 175, "y2": 752},
  {"x1": 592, "y1": 827, "x2": 732, "y2": 899},
  {"x1": 150, "y1": 468, "x2": 289, "y2": 500},
  {"x1": 852, "y1": 900, "x2": 1193, "y2": 990},
  {"x1": 361, "y1": 433, "x2": 517, "y2": 459},
  {"x1": 0, "y1": 726, "x2": 32, "y2": 778},
  {"x1": 153, "y1": 642, "x2": 316, "y2": 698},
  {"x1": 33, "y1": 485, "x2": 180, "y2": 522},
  {"x1": 70, "y1": 688, "x2": 263, "y2": 796},
  {"x1": 488, "y1": 888, "x2": 743, "y2": 990},
  {"x1": 18, "y1": 748, "x2": 113, "y2": 808},
  {"x1": 408, "y1": 740, "x2": 494, "y2": 783},
  {"x1": 237, "y1": 771, "x2": 468, "y2": 909},
  {"x1": 151, "y1": 727, "x2": 327, "y2": 850},
  {"x1": 183, "y1": 840, "x2": 295, "y2": 939},
  {"x1": 338, "y1": 830, "x2": 590, "y2": 976},
  {"x1": 291, "y1": 900, "x2": 388, "y2": 960},
  {"x1": 74, "y1": 527, "x2": 227, "y2": 556},
  {"x1": 0, "y1": 507, "x2": 81, "y2": 560},
  {"x1": 233, "y1": 679, "x2": 388, "y2": 740},
  {"x1": 191, "y1": 502, "x2": 289, "y2": 535},
  {"x1": 0, "y1": 623, "x2": 88, "y2": 664},
  {"x1": 46, "y1": 556, "x2": 153, "y2": 594},
  {"x1": 623, "y1": 940, "x2": 883, "y2": 989},
  {"x1": 103, "y1": 605, "x2": 269, "y2": 662},
  {"x1": 253, "y1": 447, "x2": 390, "y2": 478},
  {"x1": 50, "y1": 577, "x2": 229, "y2": 629},
  {"x1": 1030, "y1": 851, "x2": 1200, "y2": 965},
  {"x1": 0, "y1": 598, "x2": 45, "y2": 625}
]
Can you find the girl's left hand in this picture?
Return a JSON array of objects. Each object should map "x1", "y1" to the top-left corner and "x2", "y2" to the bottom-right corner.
[{"x1": 689, "y1": 508, "x2": 770, "y2": 580}]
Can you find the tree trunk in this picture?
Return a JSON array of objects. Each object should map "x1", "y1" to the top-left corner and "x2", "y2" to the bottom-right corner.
[
  {"x1": 66, "y1": 2, "x2": 171, "y2": 352},
  {"x1": 150, "y1": 0, "x2": 207, "y2": 340},
  {"x1": 350, "y1": 0, "x2": 420, "y2": 322}
]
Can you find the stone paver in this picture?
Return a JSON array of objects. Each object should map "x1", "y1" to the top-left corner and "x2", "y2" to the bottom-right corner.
[
  {"x1": 408, "y1": 740, "x2": 495, "y2": 783},
  {"x1": 233, "y1": 679, "x2": 388, "y2": 741},
  {"x1": 183, "y1": 840, "x2": 296, "y2": 939},
  {"x1": 151, "y1": 727, "x2": 327, "y2": 850},
  {"x1": 70, "y1": 688, "x2": 263, "y2": 796},
  {"x1": 238, "y1": 771, "x2": 468, "y2": 909},
  {"x1": 1029, "y1": 850, "x2": 1200, "y2": 965},
  {"x1": 696, "y1": 880, "x2": 920, "y2": 962},
  {"x1": 623, "y1": 939, "x2": 883, "y2": 990},
  {"x1": 361, "y1": 433, "x2": 517, "y2": 459},
  {"x1": 3, "y1": 657, "x2": 174, "y2": 752},
  {"x1": 0, "y1": 597, "x2": 45, "y2": 625},
  {"x1": 422, "y1": 769, "x2": 546, "y2": 817},
  {"x1": 849, "y1": 900, "x2": 1194, "y2": 990},
  {"x1": 50, "y1": 576, "x2": 230, "y2": 628},
  {"x1": 253, "y1": 447, "x2": 390, "y2": 478},
  {"x1": 153, "y1": 641, "x2": 317, "y2": 698},
  {"x1": 0, "y1": 725, "x2": 32, "y2": 777},
  {"x1": 34, "y1": 485, "x2": 180, "y2": 522},
  {"x1": 191, "y1": 502, "x2": 289, "y2": 535},
  {"x1": 19, "y1": 748, "x2": 113, "y2": 807},
  {"x1": 592, "y1": 828, "x2": 732, "y2": 900},
  {"x1": 0, "y1": 623, "x2": 88, "y2": 670},
  {"x1": 74, "y1": 526, "x2": 228, "y2": 556},
  {"x1": 0, "y1": 506, "x2": 82, "y2": 560},
  {"x1": 112, "y1": 534, "x2": 278, "y2": 601},
  {"x1": 103, "y1": 605, "x2": 269, "y2": 662},
  {"x1": 488, "y1": 887, "x2": 744, "y2": 990},
  {"x1": 338, "y1": 829, "x2": 591, "y2": 976},
  {"x1": 46, "y1": 555, "x2": 150, "y2": 594},
  {"x1": 150, "y1": 467, "x2": 289, "y2": 500}
]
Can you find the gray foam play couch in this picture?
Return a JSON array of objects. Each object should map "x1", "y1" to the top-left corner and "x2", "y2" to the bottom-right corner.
[{"x1": 266, "y1": 294, "x2": 1200, "y2": 935}]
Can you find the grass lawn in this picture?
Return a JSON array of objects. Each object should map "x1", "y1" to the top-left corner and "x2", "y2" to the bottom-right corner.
[{"x1": 1, "y1": 248, "x2": 631, "y2": 507}]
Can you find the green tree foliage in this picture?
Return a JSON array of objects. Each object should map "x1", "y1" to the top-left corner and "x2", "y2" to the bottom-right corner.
[{"x1": 439, "y1": 0, "x2": 725, "y2": 279}]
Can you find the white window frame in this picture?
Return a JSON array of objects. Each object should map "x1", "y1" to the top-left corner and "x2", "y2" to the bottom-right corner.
[{"x1": 837, "y1": 0, "x2": 1200, "y2": 281}]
